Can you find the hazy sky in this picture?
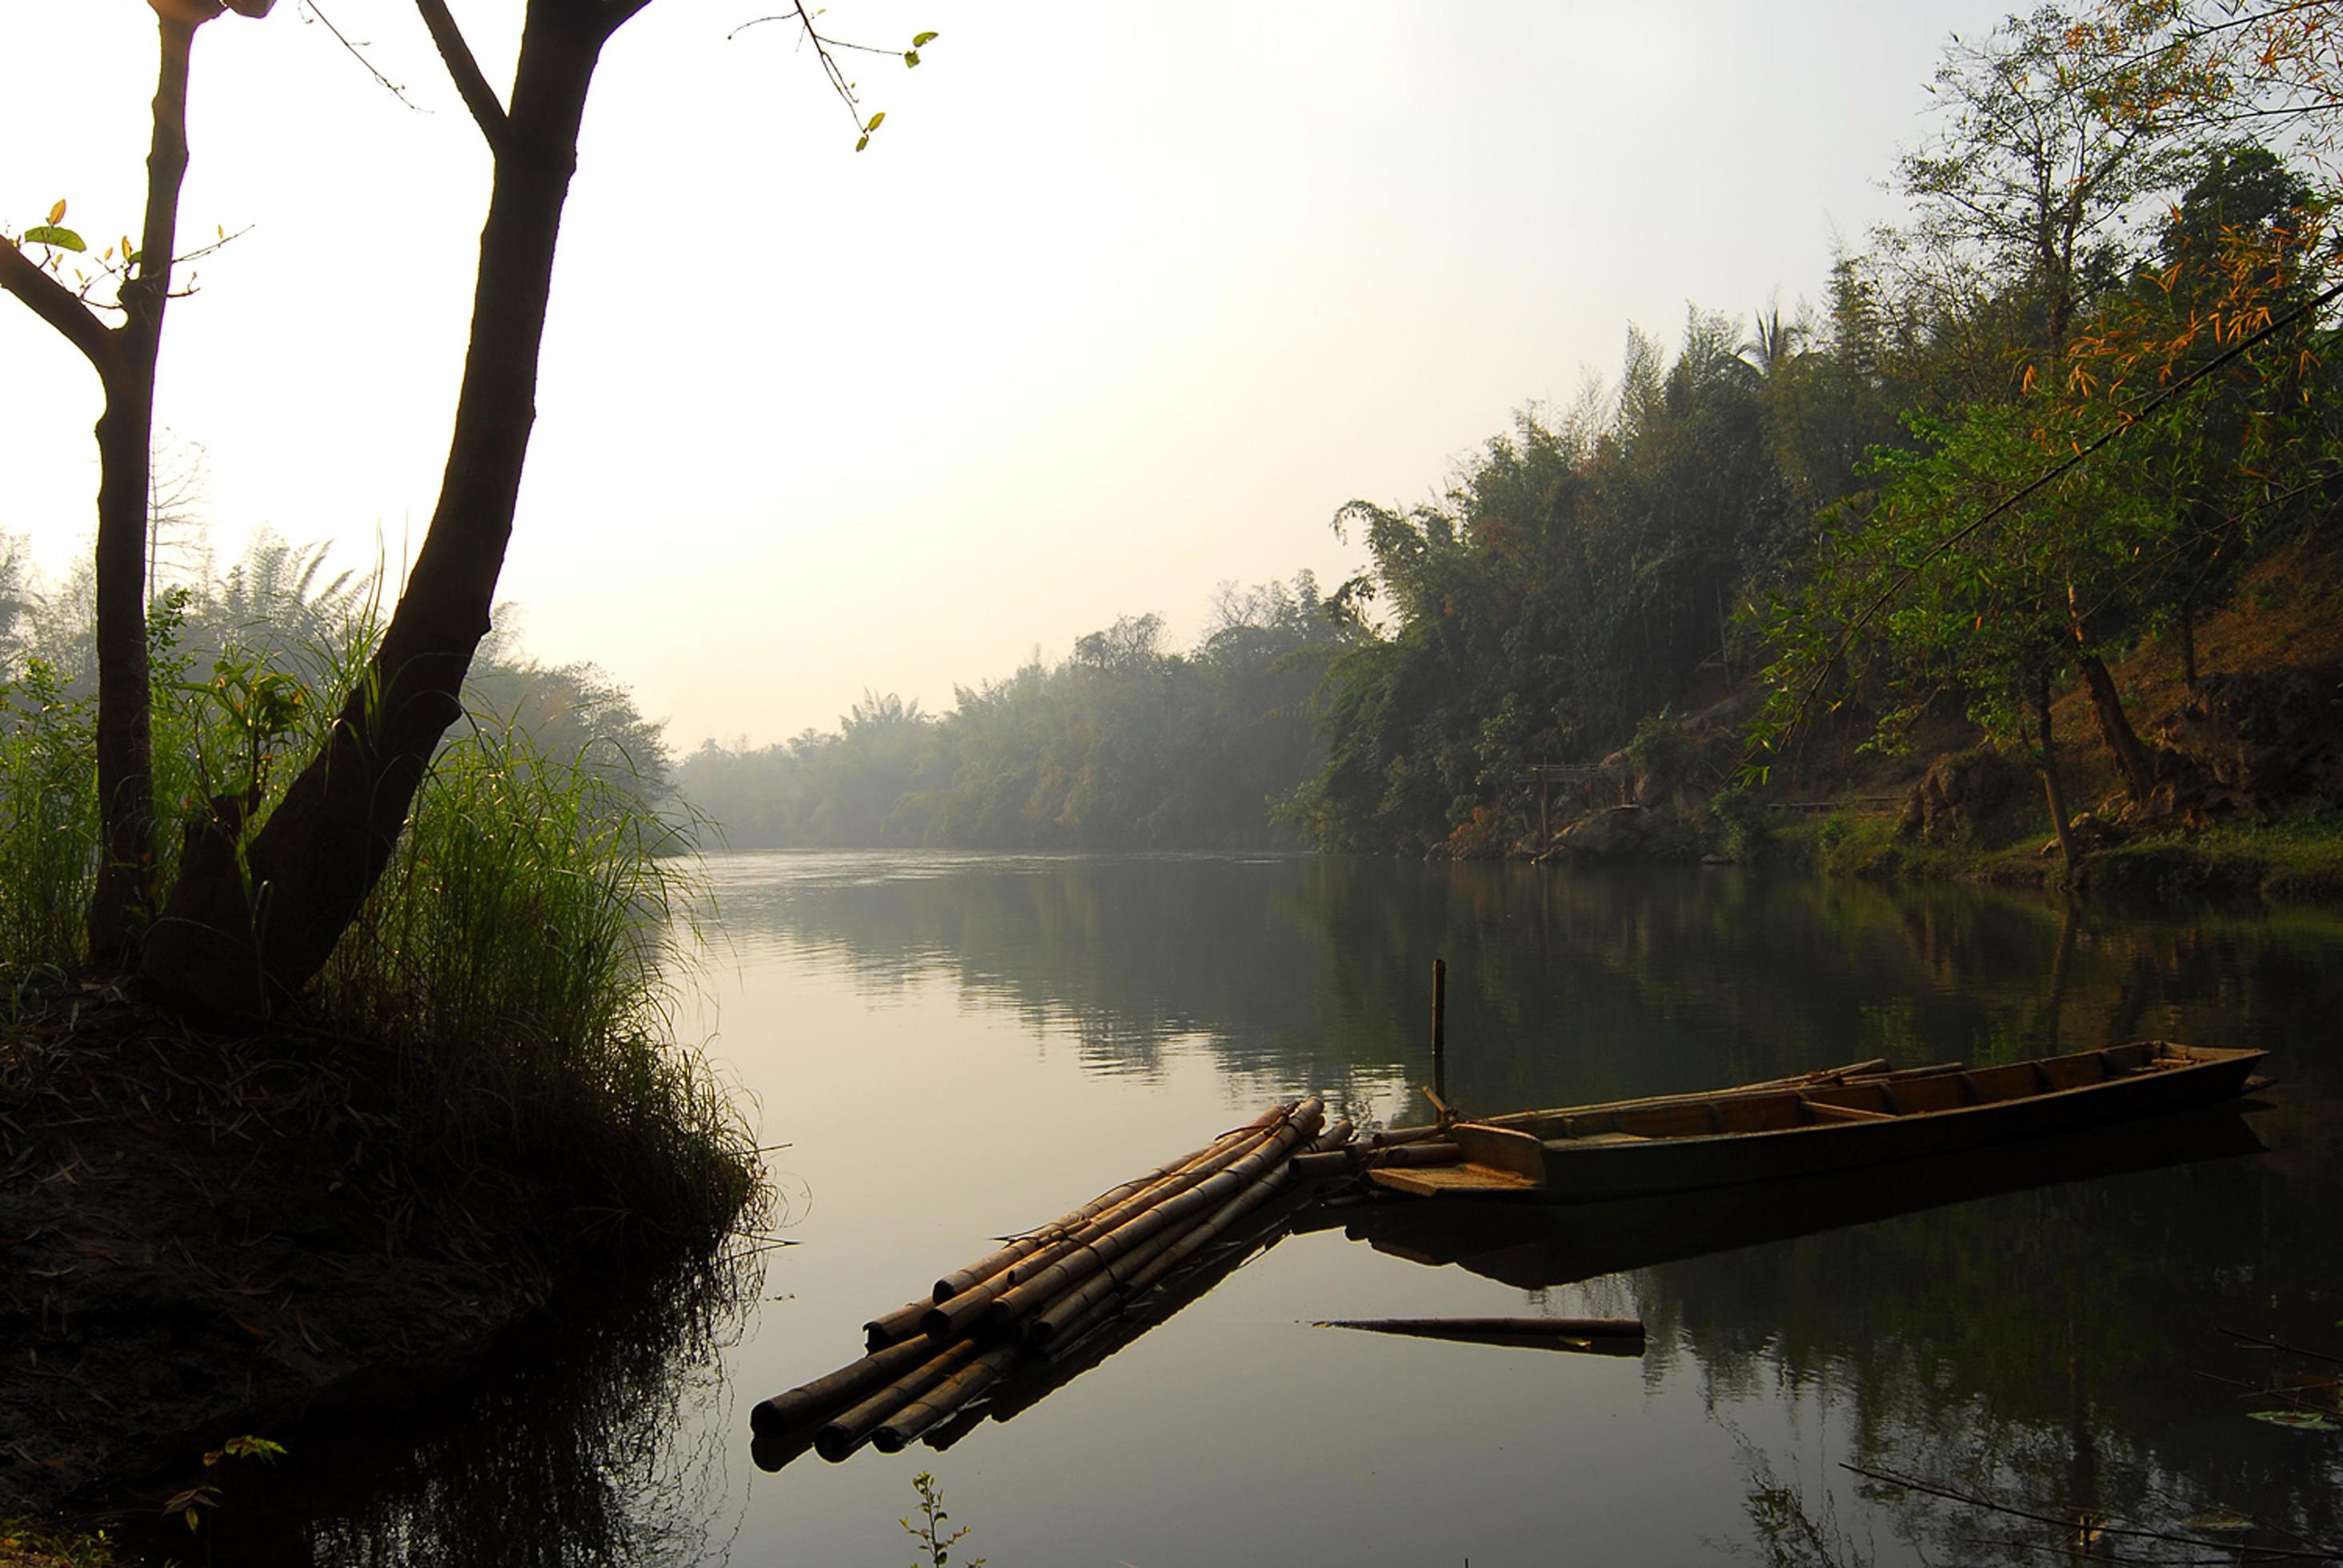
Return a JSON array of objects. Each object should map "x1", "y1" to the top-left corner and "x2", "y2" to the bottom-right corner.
[{"x1": 4, "y1": 1, "x2": 2013, "y2": 749}]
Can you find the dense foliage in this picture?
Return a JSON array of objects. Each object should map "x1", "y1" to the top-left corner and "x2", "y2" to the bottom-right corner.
[{"x1": 1293, "y1": 4, "x2": 2343, "y2": 858}]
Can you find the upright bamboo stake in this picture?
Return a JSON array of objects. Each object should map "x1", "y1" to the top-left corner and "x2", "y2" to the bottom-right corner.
[{"x1": 1431, "y1": 957, "x2": 1448, "y2": 1109}]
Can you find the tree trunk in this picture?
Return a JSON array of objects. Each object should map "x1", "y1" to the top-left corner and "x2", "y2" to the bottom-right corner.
[
  {"x1": 2074, "y1": 652, "x2": 2156, "y2": 806},
  {"x1": 2034, "y1": 674, "x2": 2079, "y2": 872},
  {"x1": 142, "y1": 3, "x2": 609, "y2": 1013},
  {"x1": 88, "y1": 10, "x2": 210, "y2": 962}
]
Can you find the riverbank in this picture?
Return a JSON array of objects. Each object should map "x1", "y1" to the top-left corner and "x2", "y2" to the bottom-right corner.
[{"x1": 0, "y1": 972, "x2": 759, "y2": 1540}]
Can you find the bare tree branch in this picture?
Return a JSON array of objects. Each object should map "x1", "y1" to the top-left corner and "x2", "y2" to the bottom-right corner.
[
  {"x1": 0, "y1": 243, "x2": 120, "y2": 378},
  {"x1": 415, "y1": 0, "x2": 511, "y2": 150},
  {"x1": 303, "y1": 0, "x2": 423, "y2": 110}
]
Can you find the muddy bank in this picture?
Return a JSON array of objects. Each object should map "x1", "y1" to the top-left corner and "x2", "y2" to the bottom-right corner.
[{"x1": 0, "y1": 976, "x2": 746, "y2": 1532}]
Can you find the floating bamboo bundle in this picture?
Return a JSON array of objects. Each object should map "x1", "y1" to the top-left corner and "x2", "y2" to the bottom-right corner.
[{"x1": 750, "y1": 1096, "x2": 1351, "y2": 1462}]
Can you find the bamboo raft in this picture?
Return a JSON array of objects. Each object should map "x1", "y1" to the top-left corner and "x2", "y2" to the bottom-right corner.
[{"x1": 751, "y1": 1097, "x2": 1352, "y2": 1465}]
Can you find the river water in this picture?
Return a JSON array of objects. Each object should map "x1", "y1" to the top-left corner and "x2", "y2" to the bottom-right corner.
[{"x1": 320, "y1": 851, "x2": 2343, "y2": 1565}]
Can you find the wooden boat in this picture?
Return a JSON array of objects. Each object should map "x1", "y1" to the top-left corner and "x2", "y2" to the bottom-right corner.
[
  {"x1": 1348, "y1": 1103, "x2": 2270, "y2": 1285},
  {"x1": 1366, "y1": 1041, "x2": 2269, "y2": 1202}
]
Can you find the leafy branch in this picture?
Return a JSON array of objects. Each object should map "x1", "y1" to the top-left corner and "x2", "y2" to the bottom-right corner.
[{"x1": 727, "y1": 3, "x2": 939, "y2": 150}]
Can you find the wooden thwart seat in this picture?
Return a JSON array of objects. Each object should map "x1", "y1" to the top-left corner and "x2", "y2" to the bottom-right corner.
[{"x1": 1800, "y1": 1098, "x2": 1894, "y2": 1123}]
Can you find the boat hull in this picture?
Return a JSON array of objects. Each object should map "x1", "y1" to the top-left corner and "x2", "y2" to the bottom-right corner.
[{"x1": 1373, "y1": 1042, "x2": 2268, "y2": 1202}]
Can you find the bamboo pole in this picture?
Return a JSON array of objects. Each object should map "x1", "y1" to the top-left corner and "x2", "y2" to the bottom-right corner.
[
  {"x1": 931, "y1": 1102, "x2": 1296, "y2": 1302},
  {"x1": 862, "y1": 1297, "x2": 932, "y2": 1351},
  {"x1": 1369, "y1": 1140, "x2": 1462, "y2": 1167},
  {"x1": 815, "y1": 1340, "x2": 986, "y2": 1462},
  {"x1": 923, "y1": 1104, "x2": 1315, "y2": 1341},
  {"x1": 750, "y1": 1332, "x2": 942, "y2": 1437},
  {"x1": 1430, "y1": 958, "x2": 1448, "y2": 1106},
  {"x1": 981, "y1": 1100, "x2": 1323, "y2": 1337},
  {"x1": 1374, "y1": 1058, "x2": 1899, "y2": 1145},
  {"x1": 872, "y1": 1344, "x2": 1021, "y2": 1452},
  {"x1": 1027, "y1": 1150, "x2": 1304, "y2": 1349}
]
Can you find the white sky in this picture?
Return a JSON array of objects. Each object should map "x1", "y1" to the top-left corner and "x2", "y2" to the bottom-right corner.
[{"x1": 2, "y1": 1, "x2": 2011, "y2": 750}]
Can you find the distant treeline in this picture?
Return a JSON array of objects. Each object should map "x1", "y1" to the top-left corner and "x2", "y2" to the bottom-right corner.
[
  {"x1": 687, "y1": 9, "x2": 2342, "y2": 858},
  {"x1": 675, "y1": 578, "x2": 1342, "y2": 849}
]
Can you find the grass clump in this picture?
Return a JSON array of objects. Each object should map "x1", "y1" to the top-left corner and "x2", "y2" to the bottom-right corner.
[
  {"x1": 323, "y1": 721, "x2": 757, "y2": 1250},
  {"x1": 0, "y1": 548, "x2": 757, "y2": 1258},
  {"x1": 0, "y1": 1521, "x2": 126, "y2": 1568}
]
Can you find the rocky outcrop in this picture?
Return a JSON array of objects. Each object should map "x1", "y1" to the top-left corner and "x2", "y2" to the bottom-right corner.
[
  {"x1": 2156, "y1": 663, "x2": 2343, "y2": 811},
  {"x1": 1900, "y1": 749, "x2": 2029, "y2": 845}
]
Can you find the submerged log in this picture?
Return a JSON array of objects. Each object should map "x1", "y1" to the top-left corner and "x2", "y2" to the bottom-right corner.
[
  {"x1": 1314, "y1": 1315, "x2": 1646, "y2": 1342},
  {"x1": 750, "y1": 1333, "x2": 941, "y2": 1437}
]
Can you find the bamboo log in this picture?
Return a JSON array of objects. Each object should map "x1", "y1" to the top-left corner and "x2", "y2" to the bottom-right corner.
[
  {"x1": 994, "y1": 1102, "x2": 1322, "y2": 1339},
  {"x1": 750, "y1": 1333, "x2": 943, "y2": 1437},
  {"x1": 1027, "y1": 1154, "x2": 1301, "y2": 1349},
  {"x1": 863, "y1": 1297, "x2": 932, "y2": 1351},
  {"x1": 1315, "y1": 1315, "x2": 1645, "y2": 1342},
  {"x1": 815, "y1": 1340, "x2": 986, "y2": 1462},
  {"x1": 1371, "y1": 1140, "x2": 1462, "y2": 1167},
  {"x1": 749, "y1": 1425, "x2": 821, "y2": 1474},
  {"x1": 1287, "y1": 1150, "x2": 1356, "y2": 1180},
  {"x1": 923, "y1": 1103, "x2": 1316, "y2": 1340},
  {"x1": 1303, "y1": 1118, "x2": 1356, "y2": 1155},
  {"x1": 931, "y1": 1102, "x2": 1296, "y2": 1302},
  {"x1": 873, "y1": 1344, "x2": 1021, "y2": 1452},
  {"x1": 1374, "y1": 1058, "x2": 1898, "y2": 1144}
]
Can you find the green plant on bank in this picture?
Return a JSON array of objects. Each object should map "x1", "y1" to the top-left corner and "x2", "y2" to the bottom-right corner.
[
  {"x1": 0, "y1": 563, "x2": 755, "y2": 1248},
  {"x1": 159, "y1": 1434, "x2": 286, "y2": 1534},
  {"x1": 318, "y1": 718, "x2": 754, "y2": 1240},
  {"x1": 0, "y1": 658, "x2": 98, "y2": 973},
  {"x1": 0, "y1": 1518, "x2": 124, "y2": 1568},
  {"x1": 901, "y1": 1471, "x2": 983, "y2": 1568},
  {"x1": 1708, "y1": 782, "x2": 1774, "y2": 863}
]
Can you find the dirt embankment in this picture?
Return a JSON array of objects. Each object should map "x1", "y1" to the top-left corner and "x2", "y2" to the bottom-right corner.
[
  {"x1": 2, "y1": 981, "x2": 557, "y2": 1526},
  {"x1": 1534, "y1": 539, "x2": 2343, "y2": 902}
]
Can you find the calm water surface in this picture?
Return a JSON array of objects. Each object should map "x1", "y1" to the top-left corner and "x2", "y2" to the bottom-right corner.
[{"x1": 323, "y1": 852, "x2": 2343, "y2": 1564}]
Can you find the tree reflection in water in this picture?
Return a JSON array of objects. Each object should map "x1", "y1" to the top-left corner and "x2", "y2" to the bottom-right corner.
[{"x1": 160, "y1": 1243, "x2": 763, "y2": 1568}]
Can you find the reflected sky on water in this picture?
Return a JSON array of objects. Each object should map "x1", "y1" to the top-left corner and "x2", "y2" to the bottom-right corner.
[{"x1": 285, "y1": 851, "x2": 2343, "y2": 1566}]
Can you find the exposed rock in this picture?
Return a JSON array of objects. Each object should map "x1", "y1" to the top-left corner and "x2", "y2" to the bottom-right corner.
[
  {"x1": 1900, "y1": 749, "x2": 2028, "y2": 845},
  {"x1": 1552, "y1": 803, "x2": 1704, "y2": 860},
  {"x1": 2158, "y1": 663, "x2": 2343, "y2": 808},
  {"x1": 2039, "y1": 810, "x2": 2125, "y2": 857}
]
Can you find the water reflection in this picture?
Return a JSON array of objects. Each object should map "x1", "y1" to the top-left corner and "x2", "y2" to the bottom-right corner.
[
  {"x1": 703, "y1": 851, "x2": 2343, "y2": 1565},
  {"x1": 144, "y1": 1246, "x2": 761, "y2": 1567}
]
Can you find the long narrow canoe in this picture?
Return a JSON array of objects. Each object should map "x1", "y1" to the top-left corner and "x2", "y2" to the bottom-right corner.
[{"x1": 1368, "y1": 1041, "x2": 2268, "y2": 1202}]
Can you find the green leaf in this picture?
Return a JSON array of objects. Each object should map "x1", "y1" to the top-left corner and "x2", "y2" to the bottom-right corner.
[
  {"x1": 2246, "y1": 1410, "x2": 2337, "y2": 1431},
  {"x1": 903, "y1": 49, "x2": 919, "y2": 66},
  {"x1": 22, "y1": 225, "x2": 85, "y2": 252},
  {"x1": 912, "y1": 30, "x2": 937, "y2": 45},
  {"x1": 855, "y1": 134, "x2": 870, "y2": 152},
  {"x1": 864, "y1": 110, "x2": 885, "y2": 132}
]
